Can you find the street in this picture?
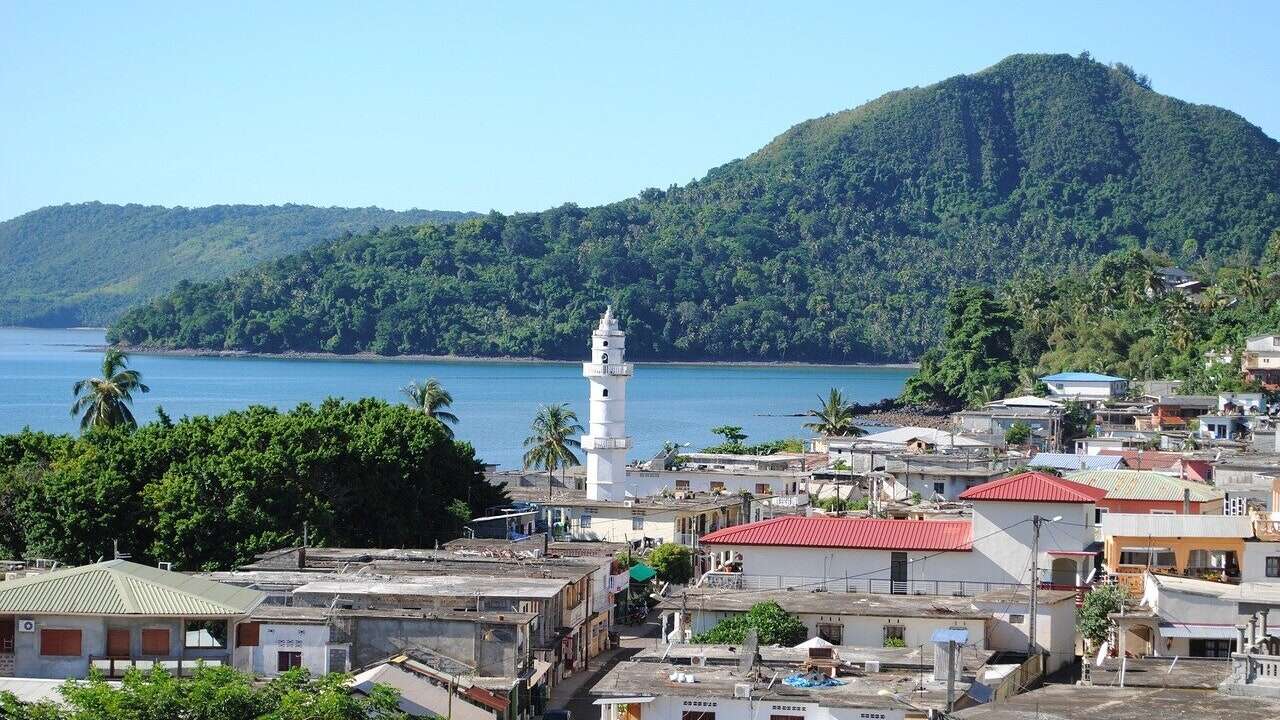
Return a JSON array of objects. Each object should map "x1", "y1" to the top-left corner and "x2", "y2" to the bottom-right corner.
[{"x1": 547, "y1": 610, "x2": 663, "y2": 720}]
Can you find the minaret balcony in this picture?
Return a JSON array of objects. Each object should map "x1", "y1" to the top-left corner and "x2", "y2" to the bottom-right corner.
[
  {"x1": 582, "y1": 362, "x2": 634, "y2": 377},
  {"x1": 581, "y1": 436, "x2": 632, "y2": 450}
]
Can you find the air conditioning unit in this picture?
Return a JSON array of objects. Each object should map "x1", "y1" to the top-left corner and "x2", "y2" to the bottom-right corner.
[
  {"x1": 863, "y1": 660, "x2": 880, "y2": 673},
  {"x1": 623, "y1": 500, "x2": 634, "y2": 507},
  {"x1": 733, "y1": 683, "x2": 752, "y2": 698},
  {"x1": 17, "y1": 619, "x2": 36, "y2": 633}
]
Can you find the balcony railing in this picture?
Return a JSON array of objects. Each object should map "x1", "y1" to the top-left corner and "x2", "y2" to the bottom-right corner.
[
  {"x1": 581, "y1": 436, "x2": 631, "y2": 450},
  {"x1": 697, "y1": 572, "x2": 1022, "y2": 597},
  {"x1": 583, "y1": 363, "x2": 634, "y2": 377},
  {"x1": 89, "y1": 656, "x2": 228, "y2": 678}
]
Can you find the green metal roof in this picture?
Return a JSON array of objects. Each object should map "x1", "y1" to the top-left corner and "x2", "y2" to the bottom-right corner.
[
  {"x1": 0, "y1": 560, "x2": 264, "y2": 617},
  {"x1": 1064, "y1": 470, "x2": 1224, "y2": 503}
]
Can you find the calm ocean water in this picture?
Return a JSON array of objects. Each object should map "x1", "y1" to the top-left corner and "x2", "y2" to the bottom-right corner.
[{"x1": 0, "y1": 327, "x2": 913, "y2": 468}]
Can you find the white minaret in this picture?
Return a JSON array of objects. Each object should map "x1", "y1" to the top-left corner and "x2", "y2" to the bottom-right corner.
[{"x1": 582, "y1": 306, "x2": 632, "y2": 501}]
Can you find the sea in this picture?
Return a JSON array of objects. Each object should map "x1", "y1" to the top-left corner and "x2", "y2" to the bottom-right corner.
[{"x1": 0, "y1": 327, "x2": 913, "y2": 469}]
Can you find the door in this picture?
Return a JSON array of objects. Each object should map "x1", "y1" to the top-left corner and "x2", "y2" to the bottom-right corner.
[
  {"x1": 107, "y1": 628, "x2": 130, "y2": 658},
  {"x1": 891, "y1": 552, "x2": 908, "y2": 594},
  {"x1": 0, "y1": 618, "x2": 13, "y2": 653}
]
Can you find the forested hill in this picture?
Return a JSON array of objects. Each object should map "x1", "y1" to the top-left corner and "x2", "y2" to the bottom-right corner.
[
  {"x1": 110, "y1": 53, "x2": 1280, "y2": 362},
  {"x1": 0, "y1": 202, "x2": 477, "y2": 326}
]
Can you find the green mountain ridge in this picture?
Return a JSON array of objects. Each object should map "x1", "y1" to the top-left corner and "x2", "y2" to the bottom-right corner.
[
  {"x1": 0, "y1": 202, "x2": 478, "y2": 326},
  {"x1": 109, "y1": 53, "x2": 1280, "y2": 361}
]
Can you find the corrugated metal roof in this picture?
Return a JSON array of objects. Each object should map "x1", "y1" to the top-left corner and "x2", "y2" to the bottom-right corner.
[
  {"x1": 1098, "y1": 450, "x2": 1184, "y2": 470},
  {"x1": 856, "y1": 427, "x2": 989, "y2": 447},
  {"x1": 957, "y1": 472, "x2": 1107, "y2": 503},
  {"x1": 1064, "y1": 470, "x2": 1223, "y2": 503},
  {"x1": 1100, "y1": 513, "x2": 1253, "y2": 538},
  {"x1": 699, "y1": 516, "x2": 973, "y2": 551},
  {"x1": 0, "y1": 560, "x2": 264, "y2": 616},
  {"x1": 1027, "y1": 453, "x2": 1124, "y2": 471}
]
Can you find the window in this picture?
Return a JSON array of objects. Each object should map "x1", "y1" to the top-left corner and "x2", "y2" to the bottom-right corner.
[
  {"x1": 40, "y1": 628, "x2": 82, "y2": 657},
  {"x1": 1150, "y1": 509, "x2": 1175, "y2": 515},
  {"x1": 710, "y1": 481, "x2": 725, "y2": 492},
  {"x1": 883, "y1": 625, "x2": 905, "y2": 646},
  {"x1": 632, "y1": 510, "x2": 645, "y2": 530},
  {"x1": 682, "y1": 712, "x2": 715, "y2": 720},
  {"x1": 141, "y1": 628, "x2": 170, "y2": 656},
  {"x1": 1095, "y1": 507, "x2": 1109, "y2": 524},
  {"x1": 1008, "y1": 614, "x2": 1025, "y2": 625},
  {"x1": 755, "y1": 483, "x2": 771, "y2": 495},
  {"x1": 277, "y1": 651, "x2": 303, "y2": 672},
  {"x1": 236, "y1": 622, "x2": 260, "y2": 647},
  {"x1": 772, "y1": 715, "x2": 805, "y2": 720},
  {"x1": 580, "y1": 512, "x2": 592, "y2": 528},
  {"x1": 1190, "y1": 639, "x2": 1233, "y2": 658},
  {"x1": 106, "y1": 628, "x2": 130, "y2": 657},
  {"x1": 1119, "y1": 547, "x2": 1175, "y2": 567},
  {"x1": 816, "y1": 623, "x2": 843, "y2": 645},
  {"x1": 602, "y1": 388, "x2": 609, "y2": 398},
  {"x1": 933, "y1": 482, "x2": 945, "y2": 496},
  {"x1": 1267, "y1": 557, "x2": 1280, "y2": 578},
  {"x1": 675, "y1": 480, "x2": 690, "y2": 490},
  {"x1": 185, "y1": 620, "x2": 227, "y2": 649},
  {"x1": 1187, "y1": 549, "x2": 1237, "y2": 573},
  {"x1": 602, "y1": 341, "x2": 608, "y2": 347}
]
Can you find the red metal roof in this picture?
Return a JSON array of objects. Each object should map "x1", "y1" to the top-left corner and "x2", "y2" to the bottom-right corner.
[
  {"x1": 958, "y1": 471, "x2": 1107, "y2": 503},
  {"x1": 699, "y1": 516, "x2": 972, "y2": 551}
]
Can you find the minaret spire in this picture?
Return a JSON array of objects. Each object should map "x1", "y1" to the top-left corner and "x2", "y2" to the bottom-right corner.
[{"x1": 582, "y1": 307, "x2": 632, "y2": 501}]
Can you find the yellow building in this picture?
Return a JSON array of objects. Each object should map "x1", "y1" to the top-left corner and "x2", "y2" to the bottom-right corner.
[{"x1": 1101, "y1": 513, "x2": 1254, "y2": 594}]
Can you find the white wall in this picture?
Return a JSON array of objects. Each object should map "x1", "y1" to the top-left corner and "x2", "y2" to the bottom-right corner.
[
  {"x1": 970, "y1": 500, "x2": 1095, "y2": 585},
  {"x1": 599, "y1": 694, "x2": 907, "y2": 720},
  {"x1": 686, "y1": 609, "x2": 984, "y2": 651},
  {"x1": 975, "y1": 596, "x2": 1077, "y2": 674},
  {"x1": 1243, "y1": 542, "x2": 1280, "y2": 583},
  {"x1": 235, "y1": 623, "x2": 332, "y2": 677}
]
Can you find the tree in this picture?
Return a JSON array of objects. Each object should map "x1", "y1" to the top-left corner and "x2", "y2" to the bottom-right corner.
[
  {"x1": 400, "y1": 377, "x2": 459, "y2": 438},
  {"x1": 692, "y1": 601, "x2": 807, "y2": 645},
  {"x1": 1004, "y1": 421, "x2": 1032, "y2": 446},
  {"x1": 522, "y1": 404, "x2": 583, "y2": 499},
  {"x1": 803, "y1": 388, "x2": 862, "y2": 437},
  {"x1": 900, "y1": 287, "x2": 1018, "y2": 408},
  {"x1": 1078, "y1": 584, "x2": 1127, "y2": 650},
  {"x1": 703, "y1": 425, "x2": 749, "y2": 453},
  {"x1": 646, "y1": 543, "x2": 693, "y2": 584},
  {"x1": 6, "y1": 666, "x2": 408, "y2": 720},
  {"x1": 70, "y1": 349, "x2": 150, "y2": 432}
]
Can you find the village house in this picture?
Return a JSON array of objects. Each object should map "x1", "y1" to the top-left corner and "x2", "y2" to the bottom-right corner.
[
  {"x1": 1063, "y1": 469, "x2": 1225, "y2": 517},
  {"x1": 700, "y1": 472, "x2": 1101, "y2": 596},
  {"x1": 1243, "y1": 333, "x2": 1280, "y2": 389},
  {"x1": 1199, "y1": 392, "x2": 1271, "y2": 442},
  {"x1": 350, "y1": 647, "x2": 548, "y2": 720},
  {"x1": 0, "y1": 560, "x2": 263, "y2": 679},
  {"x1": 589, "y1": 641, "x2": 1012, "y2": 720},
  {"x1": 953, "y1": 395, "x2": 1065, "y2": 451},
  {"x1": 1099, "y1": 513, "x2": 1280, "y2": 594},
  {"x1": 657, "y1": 586, "x2": 1077, "y2": 673},
  {"x1": 822, "y1": 427, "x2": 1014, "y2": 501},
  {"x1": 1038, "y1": 372, "x2": 1128, "y2": 403},
  {"x1": 1111, "y1": 572, "x2": 1280, "y2": 659}
]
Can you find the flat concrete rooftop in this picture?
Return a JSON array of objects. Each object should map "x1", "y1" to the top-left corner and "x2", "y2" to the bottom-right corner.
[
  {"x1": 294, "y1": 574, "x2": 568, "y2": 599},
  {"x1": 660, "y1": 588, "x2": 992, "y2": 619},
  {"x1": 954, "y1": 685, "x2": 1280, "y2": 720}
]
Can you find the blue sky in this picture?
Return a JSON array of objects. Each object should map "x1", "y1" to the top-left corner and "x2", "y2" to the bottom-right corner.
[{"x1": 2, "y1": 1, "x2": 1278, "y2": 221}]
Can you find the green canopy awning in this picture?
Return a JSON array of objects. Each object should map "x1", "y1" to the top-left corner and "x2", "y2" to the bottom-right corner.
[{"x1": 629, "y1": 563, "x2": 657, "y2": 583}]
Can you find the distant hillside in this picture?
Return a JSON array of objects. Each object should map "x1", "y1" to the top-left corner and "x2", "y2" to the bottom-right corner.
[
  {"x1": 111, "y1": 54, "x2": 1280, "y2": 361},
  {"x1": 0, "y1": 202, "x2": 477, "y2": 326}
]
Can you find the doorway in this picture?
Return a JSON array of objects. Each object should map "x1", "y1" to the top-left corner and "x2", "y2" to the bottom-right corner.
[{"x1": 891, "y1": 552, "x2": 908, "y2": 594}]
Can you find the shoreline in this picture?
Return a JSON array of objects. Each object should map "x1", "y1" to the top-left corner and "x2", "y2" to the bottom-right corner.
[{"x1": 105, "y1": 344, "x2": 921, "y2": 369}]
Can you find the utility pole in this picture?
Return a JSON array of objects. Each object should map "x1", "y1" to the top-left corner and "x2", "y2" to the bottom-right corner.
[{"x1": 1029, "y1": 515, "x2": 1042, "y2": 657}]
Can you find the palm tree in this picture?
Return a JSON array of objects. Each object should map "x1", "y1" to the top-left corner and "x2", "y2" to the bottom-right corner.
[
  {"x1": 70, "y1": 349, "x2": 150, "y2": 432},
  {"x1": 523, "y1": 404, "x2": 584, "y2": 500},
  {"x1": 401, "y1": 377, "x2": 459, "y2": 438},
  {"x1": 803, "y1": 388, "x2": 863, "y2": 437}
]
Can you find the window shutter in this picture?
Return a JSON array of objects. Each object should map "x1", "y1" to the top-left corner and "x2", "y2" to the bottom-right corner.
[
  {"x1": 236, "y1": 622, "x2": 260, "y2": 647},
  {"x1": 40, "y1": 629, "x2": 82, "y2": 657},
  {"x1": 141, "y1": 628, "x2": 170, "y2": 656}
]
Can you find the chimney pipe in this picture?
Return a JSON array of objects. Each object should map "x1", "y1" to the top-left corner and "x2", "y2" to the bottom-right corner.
[{"x1": 1183, "y1": 488, "x2": 1191, "y2": 515}]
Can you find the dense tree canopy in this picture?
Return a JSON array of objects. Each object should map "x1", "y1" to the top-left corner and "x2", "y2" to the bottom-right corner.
[
  {"x1": 902, "y1": 246, "x2": 1280, "y2": 408},
  {"x1": 692, "y1": 600, "x2": 808, "y2": 645},
  {"x1": 0, "y1": 398, "x2": 507, "y2": 570},
  {"x1": 0, "y1": 203, "x2": 475, "y2": 327},
  {"x1": 0, "y1": 667, "x2": 405, "y2": 720},
  {"x1": 109, "y1": 54, "x2": 1280, "y2": 362}
]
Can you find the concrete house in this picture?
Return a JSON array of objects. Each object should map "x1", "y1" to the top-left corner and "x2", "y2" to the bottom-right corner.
[
  {"x1": 1243, "y1": 333, "x2": 1280, "y2": 388},
  {"x1": 700, "y1": 472, "x2": 1102, "y2": 595},
  {"x1": 1063, "y1": 469, "x2": 1225, "y2": 517},
  {"x1": 1100, "y1": 513, "x2": 1280, "y2": 594},
  {"x1": 954, "y1": 395, "x2": 1065, "y2": 451},
  {"x1": 0, "y1": 560, "x2": 263, "y2": 679},
  {"x1": 1038, "y1": 372, "x2": 1128, "y2": 402}
]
